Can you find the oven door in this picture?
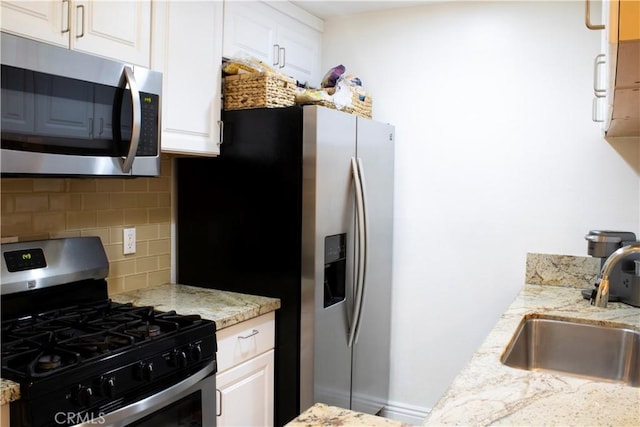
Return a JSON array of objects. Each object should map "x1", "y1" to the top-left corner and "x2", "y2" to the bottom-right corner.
[{"x1": 79, "y1": 362, "x2": 216, "y2": 427}]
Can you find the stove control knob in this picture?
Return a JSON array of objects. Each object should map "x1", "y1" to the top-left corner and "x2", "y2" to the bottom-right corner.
[
  {"x1": 70, "y1": 384, "x2": 93, "y2": 407},
  {"x1": 99, "y1": 376, "x2": 116, "y2": 398},
  {"x1": 171, "y1": 349, "x2": 188, "y2": 368},
  {"x1": 190, "y1": 343, "x2": 202, "y2": 362},
  {"x1": 135, "y1": 362, "x2": 154, "y2": 382}
]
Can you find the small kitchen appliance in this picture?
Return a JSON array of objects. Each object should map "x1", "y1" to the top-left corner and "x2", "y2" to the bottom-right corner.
[
  {"x1": 1, "y1": 237, "x2": 216, "y2": 426},
  {"x1": 1, "y1": 33, "x2": 161, "y2": 177},
  {"x1": 583, "y1": 230, "x2": 640, "y2": 307}
]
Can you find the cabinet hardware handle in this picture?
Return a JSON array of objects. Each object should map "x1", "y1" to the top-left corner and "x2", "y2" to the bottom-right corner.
[
  {"x1": 216, "y1": 389, "x2": 222, "y2": 416},
  {"x1": 238, "y1": 329, "x2": 259, "y2": 339},
  {"x1": 593, "y1": 54, "x2": 606, "y2": 98},
  {"x1": 585, "y1": 0, "x2": 604, "y2": 30},
  {"x1": 217, "y1": 120, "x2": 224, "y2": 146},
  {"x1": 61, "y1": 0, "x2": 70, "y2": 34},
  {"x1": 76, "y1": 4, "x2": 85, "y2": 38},
  {"x1": 279, "y1": 47, "x2": 285, "y2": 69},
  {"x1": 592, "y1": 98, "x2": 604, "y2": 122},
  {"x1": 273, "y1": 44, "x2": 280, "y2": 66}
]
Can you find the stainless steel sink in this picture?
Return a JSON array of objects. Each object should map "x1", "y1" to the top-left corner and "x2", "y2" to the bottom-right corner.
[{"x1": 500, "y1": 314, "x2": 640, "y2": 387}]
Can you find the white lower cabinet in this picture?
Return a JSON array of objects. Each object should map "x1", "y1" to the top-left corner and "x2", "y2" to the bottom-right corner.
[
  {"x1": 216, "y1": 312, "x2": 275, "y2": 427},
  {"x1": 216, "y1": 349, "x2": 274, "y2": 427}
]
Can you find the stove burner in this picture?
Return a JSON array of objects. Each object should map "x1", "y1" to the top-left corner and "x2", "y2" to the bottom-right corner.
[
  {"x1": 37, "y1": 354, "x2": 62, "y2": 371},
  {"x1": 129, "y1": 324, "x2": 162, "y2": 338}
]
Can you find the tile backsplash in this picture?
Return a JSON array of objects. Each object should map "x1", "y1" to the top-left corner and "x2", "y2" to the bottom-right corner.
[{"x1": 0, "y1": 156, "x2": 173, "y2": 295}]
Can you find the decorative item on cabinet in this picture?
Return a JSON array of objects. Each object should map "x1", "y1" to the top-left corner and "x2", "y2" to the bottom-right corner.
[
  {"x1": 216, "y1": 312, "x2": 275, "y2": 427},
  {"x1": 588, "y1": 0, "x2": 640, "y2": 138},
  {"x1": 222, "y1": 56, "x2": 297, "y2": 111},
  {"x1": 295, "y1": 65, "x2": 373, "y2": 118},
  {"x1": 0, "y1": 0, "x2": 151, "y2": 67},
  {"x1": 224, "y1": 72, "x2": 297, "y2": 110}
]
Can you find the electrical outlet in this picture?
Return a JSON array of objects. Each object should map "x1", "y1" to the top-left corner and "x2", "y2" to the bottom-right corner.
[{"x1": 124, "y1": 228, "x2": 136, "y2": 254}]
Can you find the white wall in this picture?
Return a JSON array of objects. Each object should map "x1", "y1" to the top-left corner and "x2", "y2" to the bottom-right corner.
[{"x1": 322, "y1": 1, "x2": 639, "y2": 420}]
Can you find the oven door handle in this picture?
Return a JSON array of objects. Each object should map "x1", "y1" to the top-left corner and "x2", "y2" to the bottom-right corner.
[
  {"x1": 120, "y1": 66, "x2": 141, "y2": 174},
  {"x1": 78, "y1": 361, "x2": 216, "y2": 427}
]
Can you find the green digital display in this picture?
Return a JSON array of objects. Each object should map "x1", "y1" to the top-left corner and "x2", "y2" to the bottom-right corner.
[{"x1": 4, "y1": 248, "x2": 46, "y2": 272}]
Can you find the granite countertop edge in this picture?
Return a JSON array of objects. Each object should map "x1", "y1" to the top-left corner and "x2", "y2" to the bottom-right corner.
[
  {"x1": 423, "y1": 282, "x2": 640, "y2": 426},
  {"x1": 1, "y1": 283, "x2": 281, "y2": 406},
  {"x1": 109, "y1": 283, "x2": 281, "y2": 330}
]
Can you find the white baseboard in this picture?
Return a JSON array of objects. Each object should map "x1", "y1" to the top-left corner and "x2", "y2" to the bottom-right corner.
[{"x1": 381, "y1": 401, "x2": 431, "y2": 425}]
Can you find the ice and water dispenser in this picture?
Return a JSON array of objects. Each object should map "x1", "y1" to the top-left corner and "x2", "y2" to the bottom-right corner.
[{"x1": 324, "y1": 234, "x2": 346, "y2": 308}]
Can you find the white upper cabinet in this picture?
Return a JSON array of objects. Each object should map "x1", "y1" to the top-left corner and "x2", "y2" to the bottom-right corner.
[
  {"x1": 152, "y1": 0, "x2": 223, "y2": 156},
  {"x1": 0, "y1": 0, "x2": 151, "y2": 67},
  {"x1": 223, "y1": 1, "x2": 323, "y2": 87},
  {"x1": 223, "y1": 1, "x2": 277, "y2": 67},
  {"x1": 0, "y1": 1, "x2": 68, "y2": 47}
]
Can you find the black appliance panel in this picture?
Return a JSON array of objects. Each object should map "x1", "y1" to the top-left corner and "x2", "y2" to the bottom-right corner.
[{"x1": 177, "y1": 106, "x2": 303, "y2": 426}]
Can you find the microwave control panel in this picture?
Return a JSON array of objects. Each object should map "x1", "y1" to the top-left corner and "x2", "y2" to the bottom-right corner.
[{"x1": 137, "y1": 92, "x2": 160, "y2": 157}]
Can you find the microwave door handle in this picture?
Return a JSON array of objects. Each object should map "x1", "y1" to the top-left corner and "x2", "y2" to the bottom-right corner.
[{"x1": 120, "y1": 66, "x2": 141, "y2": 173}]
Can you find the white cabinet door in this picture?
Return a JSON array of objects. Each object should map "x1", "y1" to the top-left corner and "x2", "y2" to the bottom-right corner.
[
  {"x1": 152, "y1": 1, "x2": 223, "y2": 156},
  {"x1": 275, "y1": 20, "x2": 321, "y2": 86},
  {"x1": 223, "y1": 1, "x2": 277, "y2": 67},
  {"x1": 216, "y1": 349, "x2": 275, "y2": 427},
  {"x1": 72, "y1": 0, "x2": 151, "y2": 67},
  {"x1": 0, "y1": 0, "x2": 68, "y2": 47},
  {"x1": 222, "y1": 1, "x2": 322, "y2": 86},
  {"x1": 0, "y1": 0, "x2": 151, "y2": 67}
]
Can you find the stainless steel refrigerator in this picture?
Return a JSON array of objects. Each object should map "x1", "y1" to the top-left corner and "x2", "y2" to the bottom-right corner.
[{"x1": 177, "y1": 105, "x2": 394, "y2": 425}]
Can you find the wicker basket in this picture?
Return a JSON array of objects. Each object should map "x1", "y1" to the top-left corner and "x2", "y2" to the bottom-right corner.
[
  {"x1": 308, "y1": 88, "x2": 372, "y2": 119},
  {"x1": 224, "y1": 72, "x2": 296, "y2": 110},
  {"x1": 348, "y1": 91, "x2": 372, "y2": 119}
]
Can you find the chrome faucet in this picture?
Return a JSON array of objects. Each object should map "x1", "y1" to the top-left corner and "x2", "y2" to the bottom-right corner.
[{"x1": 592, "y1": 243, "x2": 640, "y2": 307}]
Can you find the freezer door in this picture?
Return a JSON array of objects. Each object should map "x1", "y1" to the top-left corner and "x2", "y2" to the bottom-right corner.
[
  {"x1": 301, "y1": 106, "x2": 357, "y2": 411},
  {"x1": 351, "y1": 117, "x2": 394, "y2": 414}
]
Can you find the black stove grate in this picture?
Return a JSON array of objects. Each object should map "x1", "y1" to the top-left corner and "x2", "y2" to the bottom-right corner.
[{"x1": 1, "y1": 300, "x2": 206, "y2": 380}]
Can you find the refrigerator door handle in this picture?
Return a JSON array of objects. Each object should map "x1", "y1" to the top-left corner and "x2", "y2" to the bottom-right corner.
[
  {"x1": 349, "y1": 157, "x2": 367, "y2": 348},
  {"x1": 354, "y1": 158, "x2": 369, "y2": 344}
]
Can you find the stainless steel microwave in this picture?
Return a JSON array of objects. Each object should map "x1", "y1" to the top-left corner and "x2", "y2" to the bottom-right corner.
[{"x1": 1, "y1": 33, "x2": 162, "y2": 177}]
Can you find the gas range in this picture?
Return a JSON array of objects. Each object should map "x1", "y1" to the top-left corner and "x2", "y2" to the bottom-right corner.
[{"x1": 1, "y1": 237, "x2": 217, "y2": 427}]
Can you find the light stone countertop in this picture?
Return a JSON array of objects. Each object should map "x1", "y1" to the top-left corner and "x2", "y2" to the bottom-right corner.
[
  {"x1": 287, "y1": 403, "x2": 411, "y2": 427},
  {"x1": 0, "y1": 379, "x2": 20, "y2": 406},
  {"x1": 423, "y1": 279, "x2": 640, "y2": 425},
  {"x1": 110, "y1": 283, "x2": 281, "y2": 330},
  {"x1": 1, "y1": 283, "x2": 280, "y2": 406}
]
